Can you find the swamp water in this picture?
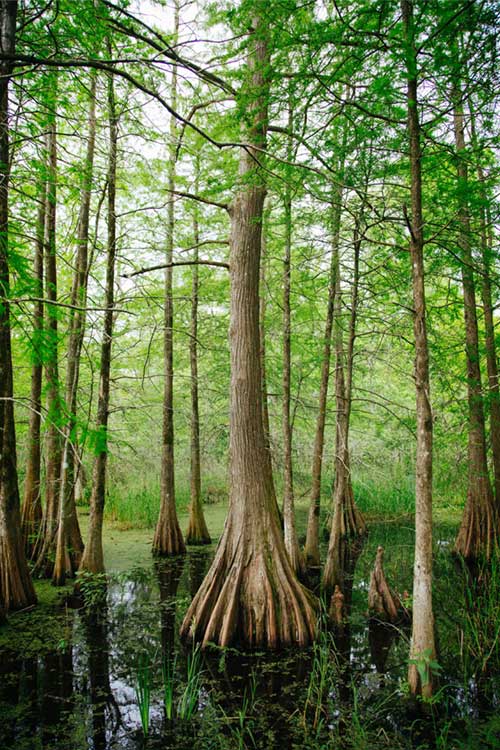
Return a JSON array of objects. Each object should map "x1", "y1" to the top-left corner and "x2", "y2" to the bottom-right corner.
[{"x1": 1, "y1": 521, "x2": 499, "y2": 750}]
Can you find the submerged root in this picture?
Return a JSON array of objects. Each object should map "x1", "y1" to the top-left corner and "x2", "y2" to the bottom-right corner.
[{"x1": 328, "y1": 585, "x2": 345, "y2": 629}]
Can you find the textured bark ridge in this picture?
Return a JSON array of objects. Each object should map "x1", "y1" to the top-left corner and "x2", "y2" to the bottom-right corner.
[
  {"x1": 368, "y1": 546, "x2": 401, "y2": 623},
  {"x1": 180, "y1": 496, "x2": 317, "y2": 648},
  {"x1": 180, "y1": 11, "x2": 317, "y2": 648}
]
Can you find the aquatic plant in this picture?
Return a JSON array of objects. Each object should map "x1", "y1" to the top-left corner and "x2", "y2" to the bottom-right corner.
[
  {"x1": 135, "y1": 653, "x2": 151, "y2": 736},
  {"x1": 162, "y1": 653, "x2": 176, "y2": 720},
  {"x1": 178, "y1": 642, "x2": 203, "y2": 720}
]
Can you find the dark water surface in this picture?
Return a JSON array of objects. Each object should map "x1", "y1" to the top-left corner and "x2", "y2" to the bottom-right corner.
[{"x1": 1, "y1": 522, "x2": 499, "y2": 749}]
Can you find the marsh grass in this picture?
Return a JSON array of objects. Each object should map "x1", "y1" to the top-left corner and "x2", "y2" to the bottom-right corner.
[
  {"x1": 162, "y1": 653, "x2": 176, "y2": 720},
  {"x1": 460, "y1": 553, "x2": 500, "y2": 680},
  {"x1": 135, "y1": 653, "x2": 152, "y2": 737},
  {"x1": 177, "y1": 642, "x2": 203, "y2": 720}
]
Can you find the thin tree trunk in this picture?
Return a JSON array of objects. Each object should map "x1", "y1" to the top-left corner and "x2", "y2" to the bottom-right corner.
[
  {"x1": 469, "y1": 104, "x2": 500, "y2": 508},
  {"x1": 401, "y1": 0, "x2": 436, "y2": 700},
  {"x1": 0, "y1": 0, "x2": 37, "y2": 613},
  {"x1": 452, "y1": 85, "x2": 496, "y2": 562},
  {"x1": 322, "y1": 200, "x2": 366, "y2": 596},
  {"x1": 21, "y1": 179, "x2": 46, "y2": 553},
  {"x1": 282, "y1": 108, "x2": 304, "y2": 578},
  {"x1": 303, "y1": 220, "x2": 337, "y2": 570},
  {"x1": 79, "y1": 54, "x2": 117, "y2": 574},
  {"x1": 480, "y1": 206, "x2": 500, "y2": 508},
  {"x1": 153, "y1": 0, "x2": 185, "y2": 557},
  {"x1": 32, "y1": 80, "x2": 62, "y2": 576},
  {"x1": 53, "y1": 74, "x2": 97, "y2": 584},
  {"x1": 185, "y1": 158, "x2": 210, "y2": 545},
  {"x1": 180, "y1": 9, "x2": 317, "y2": 649}
]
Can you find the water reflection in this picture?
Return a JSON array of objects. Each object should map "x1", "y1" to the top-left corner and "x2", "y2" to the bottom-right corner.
[{"x1": 1, "y1": 524, "x2": 498, "y2": 749}]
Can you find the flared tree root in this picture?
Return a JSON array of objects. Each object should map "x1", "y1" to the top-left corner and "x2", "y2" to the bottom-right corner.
[
  {"x1": 185, "y1": 503, "x2": 211, "y2": 546},
  {"x1": 454, "y1": 475, "x2": 498, "y2": 562},
  {"x1": 180, "y1": 528, "x2": 318, "y2": 648},
  {"x1": 153, "y1": 502, "x2": 186, "y2": 556},
  {"x1": 368, "y1": 546, "x2": 402, "y2": 623}
]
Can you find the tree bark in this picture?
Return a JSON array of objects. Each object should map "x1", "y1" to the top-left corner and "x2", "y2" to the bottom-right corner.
[
  {"x1": 32, "y1": 75, "x2": 62, "y2": 577},
  {"x1": 469, "y1": 104, "x2": 500, "y2": 510},
  {"x1": 401, "y1": 0, "x2": 436, "y2": 700},
  {"x1": 185, "y1": 158, "x2": 210, "y2": 545},
  {"x1": 53, "y1": 74, "x2": 97, "y2": 584},
  {"x1": 322, "y1": 200, "x2": 366, "y2": 596},
  {"x1": 452, "y1": 85, "x2": 497, "y2": 562},
  {"x1": 260, "y1": 212, "x2": 271, "y2": 452},
  {"x1": 79, "y1": 55, "x2": 117, "y2": 574},
  {"x1": 0, "y1": 0, "x2": 37, "y2": 613},
  {"x1": 180, "y1": 10, "x2": 317, "y2": 648},
  {"x1": 282, "y1": 109, "x2": 304, "y2": 578},
  {"x1": 303, "y1": 216, "x2": 337, "y2": 570},
  {"x1": 21, "y1": 178, "x2": 46, "y2": 553},
  {"x1": 153, "y1": 0, "x2": 185, "y2": 556}
]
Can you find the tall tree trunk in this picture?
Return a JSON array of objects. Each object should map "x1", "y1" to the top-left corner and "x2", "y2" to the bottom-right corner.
[
  {"x1": 260, "y1": 213, "x2": 271, "y2": 452},
  {"x1": 21, "y1": 179, "x2": 46, "y2": 553},
  {"x1": 79, "y1": 56, "x2": 117, "y2": 574},
  {"x1": 32, "y1": 78, "x2": 62, "y2": 577},
  {"x1": 185, "y1": 158, "x2": 210, "y2": 545},
  {"x1": 401, "y1": 0, "x2": 436, "y2": 700},
  {"x1": 180, "y1": 10, "x2": 317, "y2": 648},
  {"x1": 0, "y1": 0, "x2": 37, "y2": 613},
  {"x1": 53, "y1": 74, "x2": 97, "y2": 584},
  {"x1": 469, "y1": 105, "x2": 500, "y2": 509},
  {"x1": 282, "y1": 110, "x2": 304, "y2": 578},
  {"x1": 480, "y1": 207, "x2": 500, "y2": 508},
  {"x1": 303, "y1": 217, "x2": 337, "y2": 571},
  {"x1": 452, "y1": 86, "x2": 497, "y2": 562},
  {"x1": 322, "y1": 199, "x2": 366, "y2": 596},
  {"x1": 153, "y1": 0, "x2": 185, "y2": 556}
]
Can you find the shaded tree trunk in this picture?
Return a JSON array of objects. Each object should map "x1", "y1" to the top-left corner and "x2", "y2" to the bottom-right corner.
[
  {"x1": 153, "y1": 0, "x2": 185, "y2": 556},
  {"x1": 79, "y1": 57, "x2": 117, "y2": 574},
  {"x1": 282, "y1": 112, "x2": 304, "y2": 577},
  {"x1": 452, "y1": 86, "x2": 496, "y2": 562},
  {"x1": 53, "y1": 74, "x2": 97, "y2": 584},
  {"x1": 32, "y1": 76, "x2": 62, "y2": 577},
  {"x1": 401, "y1": 0, "x2": 436, "y2": 700},
  {"x1": 185, "y1": 159, "x2": 210, "y2": 545},
  {"x1": 0, "y1": 0, "x2": 37, "y2": 613},
  {"x1": 180, "y1": 10, "x2": 317, "y2": 648},
  {"x1": 21, "y1": 179, "x2": 46, "y2": 553}
]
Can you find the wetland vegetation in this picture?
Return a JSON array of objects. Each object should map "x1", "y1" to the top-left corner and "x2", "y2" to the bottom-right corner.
[{"x1": 1, "y1": 1, "x2": 500, "y2": 748}]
